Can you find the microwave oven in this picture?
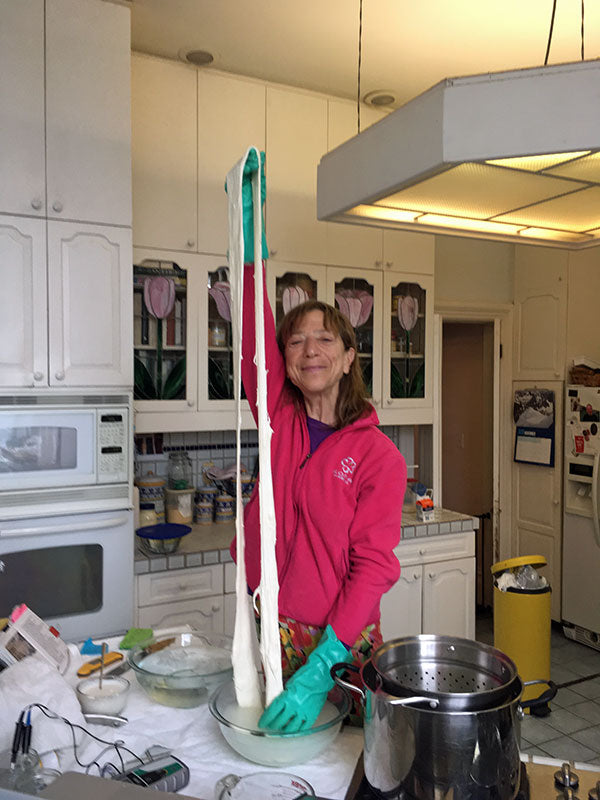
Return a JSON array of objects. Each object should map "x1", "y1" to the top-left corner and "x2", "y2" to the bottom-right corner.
[{"x1": 0, "y1": 393, "x2": 132, "y2": 520}]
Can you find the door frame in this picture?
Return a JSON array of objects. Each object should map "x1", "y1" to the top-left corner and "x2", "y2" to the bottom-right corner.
[{"x1": 434, "y1": 301, "x2": 514, "y2": 564}]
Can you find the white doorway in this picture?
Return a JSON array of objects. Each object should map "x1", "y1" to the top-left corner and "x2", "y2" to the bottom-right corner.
[{"x1": 434, "y1": 304, "x2": 513, "y2": 608}]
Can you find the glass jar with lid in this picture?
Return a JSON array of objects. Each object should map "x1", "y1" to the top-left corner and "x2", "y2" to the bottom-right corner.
[{"x1": 168, "y1": 451, "x2": 193, "y2": 489}]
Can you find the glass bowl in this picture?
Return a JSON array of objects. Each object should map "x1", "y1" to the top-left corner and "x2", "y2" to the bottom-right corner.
[
  {"x1": 76, "y1": 675, "x2": 130, "y2": 715},
  {"x1": 209, "y1": 680, "x2": 350, "y2": 766},
  {"x1": 128, "y1": 630, "x2": 232, "y2": 707},
  {"x1": 135, "y1": 522, "x2": 191, "y2": 555}
]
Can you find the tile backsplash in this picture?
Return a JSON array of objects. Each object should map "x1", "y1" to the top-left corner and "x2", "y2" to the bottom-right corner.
[{"x1": 134, "y1": 425, "x2": 429, "y2": 490}]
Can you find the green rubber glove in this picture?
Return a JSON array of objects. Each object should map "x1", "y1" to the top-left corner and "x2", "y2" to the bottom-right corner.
[
  {"x1": 241, "y1": 149, "x2": 268, "y2": 263},
  {"x1": 258, "y1": 625, "x2": 351, "y2": 733}
]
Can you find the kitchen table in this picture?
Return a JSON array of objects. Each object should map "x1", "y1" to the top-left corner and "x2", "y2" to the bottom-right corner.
[{"x1": 35, "y1": 631, "x2": 364, "y2": 800}]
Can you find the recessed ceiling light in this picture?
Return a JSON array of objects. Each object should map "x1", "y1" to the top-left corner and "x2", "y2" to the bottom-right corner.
[
  {"x1": 363, "y1": 90, "x2": 397, "y2": 107},
  {"x1": 181, "y1": 49, "x2": 214, "y2": 66}
]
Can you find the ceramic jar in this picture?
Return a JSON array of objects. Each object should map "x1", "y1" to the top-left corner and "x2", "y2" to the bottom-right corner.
[
  {"x1": 136, "y1": 473, "x2": 166, "y2": 522},
  {"x1": 215, "y1": 494, "x2": 235, "y2": 523}
]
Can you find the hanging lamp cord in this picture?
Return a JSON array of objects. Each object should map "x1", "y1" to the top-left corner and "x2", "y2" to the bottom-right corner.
[
  {"x1": 544, "y1": 0, "x2": 557, "y2": 64},
  {"x1": 357, "y1": 0, "x2": 363, "y2": 134},
  {"x1": 581, "y1": 0, "x2": 585, "y2": 60}
]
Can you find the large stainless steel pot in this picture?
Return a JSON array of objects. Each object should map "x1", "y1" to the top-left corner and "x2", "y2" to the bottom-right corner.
[
  {"x1": 331, "y1": 637, "x2": 556, "y2": 800},
  {"x1": 370, "y1": 634, "x2": 521, "y2": 712}
]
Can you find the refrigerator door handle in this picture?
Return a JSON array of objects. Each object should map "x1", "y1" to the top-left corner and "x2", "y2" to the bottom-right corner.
[{"x1": 591, "y1": 451, "x2": 600, "y2": 548}]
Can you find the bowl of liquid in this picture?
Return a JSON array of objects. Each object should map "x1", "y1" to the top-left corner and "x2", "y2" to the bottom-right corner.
[
  {"x1": 209, "y1": 680, "x2": 350, "y2": 767},
  {"x1": 128, "y1": 630, "x2": 232, "y2": 708}
]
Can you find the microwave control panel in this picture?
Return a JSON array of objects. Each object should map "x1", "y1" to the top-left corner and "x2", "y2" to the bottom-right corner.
[{"x1": 97, "y1": 408, "x2": 129, "y2": 483}]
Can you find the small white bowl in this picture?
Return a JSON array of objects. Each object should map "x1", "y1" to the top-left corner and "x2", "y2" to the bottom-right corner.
[{"x1": 76, "y1": 676, "x2": 130, "y2": 715}]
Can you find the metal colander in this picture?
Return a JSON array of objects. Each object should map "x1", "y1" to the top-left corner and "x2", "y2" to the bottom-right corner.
[{"x1": 369, "y1": 634, "x2": 521, "y2": 712}]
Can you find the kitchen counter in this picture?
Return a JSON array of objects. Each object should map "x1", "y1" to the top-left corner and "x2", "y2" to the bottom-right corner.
[{"x1": 134, "y1": 509, "x2": 479, "y2": 574}]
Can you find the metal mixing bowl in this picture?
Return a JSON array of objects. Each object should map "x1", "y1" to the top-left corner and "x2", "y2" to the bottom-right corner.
[
  {"x1": 128, "y1": 630, "x2": 232, "y2": 707},
  {"x1": 209, "y1": 680, "x2": 350, "y2": 766}
]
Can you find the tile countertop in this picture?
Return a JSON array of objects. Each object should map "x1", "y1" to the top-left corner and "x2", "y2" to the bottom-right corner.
[{"x1": 134, "y1": 508, "x2": 479, "y2": 575}]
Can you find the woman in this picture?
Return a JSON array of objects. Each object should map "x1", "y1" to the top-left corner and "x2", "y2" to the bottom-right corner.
[{"x1": 231, "y1": 154, "x2": 407, "y2": 733}]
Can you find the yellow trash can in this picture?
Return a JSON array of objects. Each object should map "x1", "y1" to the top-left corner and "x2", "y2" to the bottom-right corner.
[{"x1": 491, "y1": 555, "x2": 551, "y2": 712}]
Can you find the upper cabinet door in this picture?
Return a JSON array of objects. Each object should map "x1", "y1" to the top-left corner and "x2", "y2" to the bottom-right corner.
[
  {"x1": 326, "y1": 99, "x2": 384, "y2": 270},
  {"x1": 382, "y1": 230, "x2": 435, "y2": 275},
  {"x1": 266, "y1": 261, "x2": 327, "y2": 328},
  {"x1": 266, "y1": 87, "x2": 328, "y2": 264},
  {"x1": 513, "y1": 246, "x2": 568, "y2": 381},
  {"x1": 45, "y1": 0, "x2": 131, "y2": 227},
  {"x1": 198, "y1": 73, "x2": 266, "y2": 257},
  {"x1": 0, "y1": 216, "x2": 47, "y2": 388},
  {"x1": 0, "y1": 0, "x2": 45, "y2": 218},
  {"x1": 47, "y1": 221, "x2": 133, "y2": 387},
  {"x1": 131, "y1": 55, "x2": 198, "y2": 252}
]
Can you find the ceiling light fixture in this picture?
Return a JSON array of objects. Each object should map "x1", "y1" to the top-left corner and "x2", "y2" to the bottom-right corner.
[
  {"x1": 181, "y1": 49, "x2": 214, "y2": 66},
  {"x1": 363, "y1": 90, "x2": 397, "y2": 107},
  {"x1": 317, "y1": 60, "x2": 600, "y2": 249}
]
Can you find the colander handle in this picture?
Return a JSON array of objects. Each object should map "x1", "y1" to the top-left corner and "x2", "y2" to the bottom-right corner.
[
  {"x1": 330, "y1": 662, "x2": 365, "y2": 703},
  {"x1": 385, "y1": 695, "x2": 439, "y2": 708}
]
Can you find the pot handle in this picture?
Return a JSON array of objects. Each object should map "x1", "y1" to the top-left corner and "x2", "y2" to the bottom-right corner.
[
  {"x1": 519, "y1": 679, "x2": 558, "y2": 711},
  {"x1": 384, "y1": 694, "x2": 439, "y2": 709},
  {"x1": 330, "y1": 662, "x2": 365, "y2": 703}
]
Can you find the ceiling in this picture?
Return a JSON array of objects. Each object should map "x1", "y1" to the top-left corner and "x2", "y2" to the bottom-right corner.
[{"x1": 129, "y1": 1, "x2": 600, "y2": 109}]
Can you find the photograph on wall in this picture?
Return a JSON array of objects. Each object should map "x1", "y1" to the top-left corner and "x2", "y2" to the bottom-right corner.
[{"x1": 513, "y1": 388, "x2": 555, "y2": 467}]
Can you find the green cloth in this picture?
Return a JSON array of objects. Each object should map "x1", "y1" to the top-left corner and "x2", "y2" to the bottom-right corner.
[{"x1": 119, "y1": 627, "x2": 153, "y2": 649}]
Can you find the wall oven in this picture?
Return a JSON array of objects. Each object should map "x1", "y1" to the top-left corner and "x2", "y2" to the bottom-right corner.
[
  {"x1": 0, "y1": 393, "x2": 134, "y2": 641},
  {"x1": 0, "y1": 509, "x2": 133, "y2": 642}
]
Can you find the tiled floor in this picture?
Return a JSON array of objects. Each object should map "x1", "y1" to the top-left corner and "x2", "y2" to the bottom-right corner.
[{"x1": 476, "y1": 608, "x2": 600, "y2": 765}]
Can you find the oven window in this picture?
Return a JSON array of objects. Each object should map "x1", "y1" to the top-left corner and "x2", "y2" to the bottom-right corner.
[
  {"x1": 0, "y1": 545, "x2": 102, "y2": 618},
  {"x1": 0, "y1": 426, "x2": 77, "y2": 473}
]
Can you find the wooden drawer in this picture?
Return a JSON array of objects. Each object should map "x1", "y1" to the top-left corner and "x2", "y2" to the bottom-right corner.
[
  {"x1": 137, "y1": 564, "x2": 223, "y2": 607},
  {"x1": 136, "y1": 594, "x2": 224, "y2": 632},
  {"x1": 395, "y1": 532, "x2": 475, "y2": 567}
]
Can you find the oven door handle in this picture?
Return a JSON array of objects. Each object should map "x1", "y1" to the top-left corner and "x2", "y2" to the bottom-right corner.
[{"x1": 0, "y1": 514, "x2": 130, "y2": 538}]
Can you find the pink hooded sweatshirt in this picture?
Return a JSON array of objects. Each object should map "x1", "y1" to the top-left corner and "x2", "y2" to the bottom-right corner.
[{"x1": 231, "y1": 265, "x2": 407, "y2": 646}]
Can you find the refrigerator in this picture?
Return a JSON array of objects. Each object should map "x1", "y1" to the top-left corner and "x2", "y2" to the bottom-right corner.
[{"x1": 562, "y1": 385, "x2": 600, "y2": 649}]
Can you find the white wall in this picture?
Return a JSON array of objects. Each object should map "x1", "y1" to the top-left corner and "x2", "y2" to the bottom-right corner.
[
  {"x1": 434, "y1": 235, "x2": 514, "y2": 305},
  {"x1": 567, "y1": 246, "x2": 600, "y2": 367}
]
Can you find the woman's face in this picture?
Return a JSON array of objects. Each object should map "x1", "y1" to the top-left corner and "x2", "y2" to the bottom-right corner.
[{"x1": 284, "y1": 310, "x2": 355, "y2": 401}]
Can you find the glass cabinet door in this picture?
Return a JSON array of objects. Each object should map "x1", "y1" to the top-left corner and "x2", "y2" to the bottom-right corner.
[
  {"x1": 383, "y1": 272, "x2": 433, "y2": 411},
  {"x1": 326, "y1": 267, "x2": 383, "y2": 406},
  {"x1": 133, "y1": 259, "x2": 188, "y2": 403},
  {"x1": 207, "y1": 265, "x2": 234, "y2": 401},
  {"x1": 266, "y1": 262, "x2": 327, "y2": 328}
]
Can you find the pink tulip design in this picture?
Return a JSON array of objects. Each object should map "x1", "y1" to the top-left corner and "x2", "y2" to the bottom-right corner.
[
  {"x1": 397, "y1": 295, "x2": 419, "y2": 331},
  {"x1": 208, "y1": 282, "x2": 232, "y2": 322},
  {"x1": 335, "y1": 289, "x2": 373, "y2": 328},
  {"x1": 282, "y1": 285, "x2": 309, "y2": 315},
  {"x1": 143, "y1": 276, "x2": 176, "y2": 319}
]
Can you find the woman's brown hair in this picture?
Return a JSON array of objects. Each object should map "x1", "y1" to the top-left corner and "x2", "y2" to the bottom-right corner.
[{"x1": 276, "y1": 299, "x2": 371, "y2": 428}]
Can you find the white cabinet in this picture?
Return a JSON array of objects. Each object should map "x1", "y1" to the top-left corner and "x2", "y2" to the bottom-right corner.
[
  {"x1": 198, "y1": 72, "x2": 266, "y2": 256},
  {"x1": 47, "y1": 222, "x2": 132, "y2": 387},
  {"x1": 0, "y1": 216, "x2": 47, "y2": 387},
  {"x1": 0, "y1": 0, "x2": 45, "y2": 219},
  {"x1": 513, "y1": 245, "x2": 568, "y2": 381},
  {"x1": 266, "y1": 87, "x2": 328, "y2": 264},
  {"x1": 0, "y1": 217, "x2": 132, "y2": 388},
  {"x1": 131, "y1": 54, "x2": 198, "y2": 253},
  {"x1": 381, "y1": 532, "x2": 476, "y2": 641},
  {"x1": 136, "y1": 564, "x2": 225, "y2": 631},
  {"x1": 0, "y1": 0, "x2": 130, "y2": 226}
]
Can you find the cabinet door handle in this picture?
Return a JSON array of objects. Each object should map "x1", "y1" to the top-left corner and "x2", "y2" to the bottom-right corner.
[
  {"x1": 385, "y1": 261, "x2": 393, "y2": 268},
  {"x1": 186, "y1": 239, "x2": 195, "y2": 248},
  {"x1": 374, "y1": 259, "x2": 382, "y2": 268},
  {"x1": 187, "y1": 399, "x2": 195, "y2": 407},
  {"x1": 55, "y1": 371, "x2": 65, "y2": 381},
  {"x1": 269, "y1": 249, "x2": 278, "y2": 257},
  {"x1": 33, "y1": 371, "x2": 44, "y2": 381},
  {"x1": 52, "y1": 200, "x2": 63, "y2": 213},
  {"x1": 413, "y1": 572, "x2": 420, "y2": 580},
  {"x1": 419, "y1": 549, "x2": 426, "y2": 556},
  {"x1": 386, "y1": 398, "x2": 393, "y2": 406},
  {"x1": 31, "y1": 198, "x2": 43, "y2": 211},
  {"x1": 428, "y1": 572, "x2": 436, "y2": 580}
]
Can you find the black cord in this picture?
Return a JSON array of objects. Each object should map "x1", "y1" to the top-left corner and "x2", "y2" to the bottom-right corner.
[
  {"x1": 357, "y1": 0, "x2": 363, "y2": 134},
  {"x1": 581, "y1": 0, "x2": 585, "y2": 60},
  {"x1": 24, "y1": 704, "x2": 144, "y2": 776},
  {"x1": 544, "y1": 0, "x2": 557, "y2": 64}
]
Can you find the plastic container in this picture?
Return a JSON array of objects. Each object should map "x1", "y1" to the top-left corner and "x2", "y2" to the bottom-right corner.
[
  {"x1": 168, "y1": 452, "x2": 193, "y2": 489},
  {"x1": 136, "y1": 522, "x2": 191, "y2": 555},
  {"x1": 139, "y1": 502, "x2": 157, "y2": 528},
  {"x1": 166, "y1": 488, "x2": 194, "y2": 524},
  {"x1": 214, "y1": 772, "x2": 315, "y2": 799},
  {"x1": 136, "y1": 472, "x2": 166, "y2": 522},
  {"x1": 491, "y1": 554, "x2": 551, "y2": 709}
]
